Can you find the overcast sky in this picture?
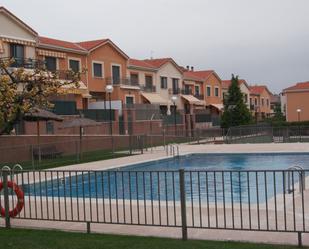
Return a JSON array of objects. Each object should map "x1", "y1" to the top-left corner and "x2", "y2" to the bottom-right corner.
[{"x1": 1, "y1": 0, "x2": 309, "y2": 93}]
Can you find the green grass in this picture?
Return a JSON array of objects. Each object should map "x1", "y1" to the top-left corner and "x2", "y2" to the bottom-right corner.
[
  {"x1": 5, "y1": 149, "x2": 130, "y2": 170},
  {"x1": 0, "y1": 228, "x2": 304, "y2": 249}
]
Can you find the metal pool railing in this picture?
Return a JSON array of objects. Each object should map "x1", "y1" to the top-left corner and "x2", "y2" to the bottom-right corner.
[{"x1": 0, "y1": 169, "x2": 309, "y2": 246}]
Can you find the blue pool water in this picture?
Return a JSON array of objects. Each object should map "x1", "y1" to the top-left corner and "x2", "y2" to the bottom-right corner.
[{"x1": 24, "y1": 153, "x2": 309, "y2": 203}]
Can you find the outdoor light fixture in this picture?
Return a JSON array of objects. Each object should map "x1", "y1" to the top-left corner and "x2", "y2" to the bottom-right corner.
[
  {"x1": 171, "y1": 96, "x2": 178, "y2": 136},
  {"x1": 105, "y1": 84, "x2": 114, "y2": 93},
  {"x1": 105, "y1": 85, "x2": 114, "y2": 135},
  {"x1": 297, "y1": 108, "x2": 302, "y2": 141}
]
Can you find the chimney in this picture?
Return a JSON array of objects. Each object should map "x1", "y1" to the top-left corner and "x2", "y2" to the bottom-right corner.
[
  {"x1": 186, "y1": 65, "x2": 189, "y2": 70},
  {"x1": 191, "y1": 66, "x2": 194, "y2": 71}
]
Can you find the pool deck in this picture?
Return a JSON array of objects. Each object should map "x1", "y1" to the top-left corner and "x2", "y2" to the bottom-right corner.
[
  {"x1": 51, "y1": 142, "x2": 309, "y2": 171},
  {"x1": 2, "y1": 142, "x2": 309, "y2": 246}
]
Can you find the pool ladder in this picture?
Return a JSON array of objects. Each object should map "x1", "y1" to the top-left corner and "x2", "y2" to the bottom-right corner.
[
  {"x1": 0, "y1": 164, "x2": 23, "y2": 181},
  {"x1": 166, "y1": 144, "x2": 179, "y2": 157},
  {"x1": 286, "y1": 165, "x2": 305, "y2": 194}
]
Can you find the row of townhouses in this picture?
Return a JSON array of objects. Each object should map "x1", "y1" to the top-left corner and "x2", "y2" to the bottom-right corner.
[{"x1": 0, "y1": 7, "x2": 275, "y2": 135}]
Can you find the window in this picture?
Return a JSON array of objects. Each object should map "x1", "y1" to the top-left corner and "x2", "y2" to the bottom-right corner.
[
  {"x1": 145, "y1": 75, "x2": 153, "y2": 88},
  {"x1": 261, "y1": 98, "x2": 264, "y2": 106},
  {"x1": 214, "y1": 87, "x2": 219, "y2": 97},
  {"x1": 254, "y1": 98, "x2": 257, "y2": 105},
  {"x1": 93, "y1": 62, "x2": 103, "y2": 77},
  {"x1": 206, "y1": 86, "x2": 211, "y2": 97},
  {"x1": 130, "y1": 73, "x2": 139, "y2": 85},
  {"x1": 266, "y1": 99, "x2": 269, "y2": 107},
  {"x1": 112, "y1": 65, "x2": 121, "y2": 84},
  {"x1": 126, "y1": 96, "x2": 134, "y2": 105},
  {"x1": 195, "y1": 86, "x2": 200, "y2": 95},
  {"x1": 250, "y1": 98, "x2": 252, "y2": 105},
  {"x1": 10, "y1": 43, "x2": 24, "y2": 59},
  {"x1": 46, "y1": 121, "x2": 54, "y2": 134},
  {"x1": 160, "y1": 77, "x2": 167, "y2": 89},
  {"x1": 172, "y1": 78, "x2": 179, "y2": 94},
  {"x1": 45, "y1": 56, "x2": 57, "y2": 71},
  {"x1": 184, "y1": 85, "x2": 191, "y2": 94},
  {"x1": 10, "y1": 43, "x2": 24, "y2": 67},
  {"x1": 69, "y1": 59, "x2": 80, "y2": 72},
  {"x1": 244, "y1": 94, "x2": 248, "y2": 103}
]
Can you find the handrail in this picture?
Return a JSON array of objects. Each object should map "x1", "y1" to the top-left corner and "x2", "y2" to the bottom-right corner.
[
  {"x1": 166, "y1": 144, "x2": 180, "y2": 157},
  {"x1": 286, "y1": 165, "x2": 305, "y2": 194}
]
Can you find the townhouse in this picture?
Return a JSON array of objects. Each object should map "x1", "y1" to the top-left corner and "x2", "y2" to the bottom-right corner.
[
  {"x1": 222, "y1": 79, "x2": 250, "y2": 109},
  {"x1": 182, "y1": 68, "x2": 206, "y2": 114},
  {"x1": 181, "y1": 70, "x2": 223, "y2": 115},
  {"x1": 128, "y1": 58, "x2": 186, "y2": 114},
  {"x1": 282, "y1": 81, "x2": 309, "y2": 122},
  {"x1": 249, "y1": 85, "x2": 273, "y2": 120}
]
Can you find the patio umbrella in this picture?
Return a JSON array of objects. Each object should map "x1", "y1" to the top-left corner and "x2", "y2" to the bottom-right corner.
[
  {"x1": 60, "y1": 117, "x2": 101, "y2": 160},
  {"x1": 23, "y1": 107, "x2": 64, "y2": 162}
]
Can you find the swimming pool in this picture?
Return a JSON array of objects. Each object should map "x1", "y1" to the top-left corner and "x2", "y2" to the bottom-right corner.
[{"x1": 24, "y1": 153, "x2": 309, "y2": 203}]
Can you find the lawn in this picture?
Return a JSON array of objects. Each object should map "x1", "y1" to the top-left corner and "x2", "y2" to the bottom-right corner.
[
  {"x1": 4, "y1": 149, "x2": 130, "y2": 170},
  {"x1": 0, "y1": 228, "x2": 305, "y2": 249}
]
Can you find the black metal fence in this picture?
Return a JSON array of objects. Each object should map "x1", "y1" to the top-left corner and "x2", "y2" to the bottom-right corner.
[
  {"x1": 226, "y1": 125, "x2": 309, "y2": 144},
  {"x1": 0, "y1": 168, "x2": 308, "y2": 245}
]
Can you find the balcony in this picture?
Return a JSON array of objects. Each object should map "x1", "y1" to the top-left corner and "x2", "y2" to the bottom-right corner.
[
  {"x1": 0, "y1": 57, "x2": 45, "y2": 69},
  {"x1": 181, "y1": 88, "x2": 193, "y2": 95},
  {"x1": 168, "y1": 88, "x2": 180, "y2": 95},
  {"x1": 105, "y1": 77, "x2": 140, "y2": 87},
  {"x1": 194, "y1": 93, "x2": 204, "y2": 100},
  {"x1": 141, "y1": 85, "x2": 156, "y2": 92}
]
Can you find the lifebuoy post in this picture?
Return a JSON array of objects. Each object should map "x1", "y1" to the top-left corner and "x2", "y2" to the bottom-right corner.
[{"x1": 2, "y1": 170, "x2": 11, "y2": 228}]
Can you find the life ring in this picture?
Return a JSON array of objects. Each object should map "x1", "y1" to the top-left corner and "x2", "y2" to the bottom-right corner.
[{"x1": 0, "y1": 181, "x2": 24, "y2": 217}]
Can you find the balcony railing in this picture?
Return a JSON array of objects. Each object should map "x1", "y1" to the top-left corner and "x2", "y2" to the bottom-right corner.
[
  {"x1": 105, "y1": 77, "x2": 140, "y2": 87},
  {"x1": 168, "y1": 88, "x2": 180, "y2": 95},
  {"x1": 194, "y1": 93, "x2": 204, "y2": 100},
  {"x1": 0, "y1": 57, "x2": 45, "y2": 69},
  {"x1": 181, "y1": 88, "x2": 193, "y2": 95},
  {"x1": 141, "y1": 85, "x2": 156, "y2": 92}
]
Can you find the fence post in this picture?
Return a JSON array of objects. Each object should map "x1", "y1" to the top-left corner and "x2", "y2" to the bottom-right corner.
[
  {"x1": 31, "y1": 145, "x2": 35, "y2": 169},
  {"x1": 179, "y1": 169, "x2": 187, "y2": 240},
  {"x1": 129, "y1": 134, "x2": 132, "y2": 155},
  {"x1": 298, "y1": 232, "x2": 302, "y2": 247},
  {"x1": 3, "y1": 170, "x2": 11, "y2": 228},
  {"x1": 86, "y1": 222, "x2": 91, "y2": 234}
]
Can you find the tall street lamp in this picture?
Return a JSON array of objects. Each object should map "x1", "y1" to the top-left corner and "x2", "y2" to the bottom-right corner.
[
  {"x1": 106, "y1": 85, "x2": 114, "y2": 135},
  {"x1": 297, "y1": 108, "x2": 302, "y2": 142},
  {"x1": 171, "y1": 95, "x2": 178, "y2": 136}
]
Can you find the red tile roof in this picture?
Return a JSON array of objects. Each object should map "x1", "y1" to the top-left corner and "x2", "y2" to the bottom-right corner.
[
  {"x1": 143, "y1": 58, "x2": 173, "y2": 68},
  {"x1": 249, "y1": 85, "x2": 272, "y2": 95},
  {"x1": 189, "y1": 70, "x2": 214, "y2": 79},
  {"x1": 222, "y1": 79, "x2": 247, "y2": 89},
  {"x1": 76, "y1": 39, "x2": 108, "y2": 50},
  {"x1": 39, "y1": 36, "x2": 86, "y2": 52},
  {"x1": 128, "y1": 58, "x2": 157, "y2": 70},
  {"x1": 183, "y1": 70, "x2": 204, "y2": 81},
  {"x1": 283, "y1": 81, "x2": 309, "y2": 92}
]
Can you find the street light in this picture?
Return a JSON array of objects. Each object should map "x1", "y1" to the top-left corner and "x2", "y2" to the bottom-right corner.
[
  {"x1": 297, "y1": 109, "x2": 301, "y2": 122},
  {"x1": 171, "y1": 95, "x2": 178, "y2": 136},
  {"x1": 105, "y1": 85, "x2": 114, "y2": 135},
  {"x1": 297, "y1": 108, "x2": 302, "y2": 142}
]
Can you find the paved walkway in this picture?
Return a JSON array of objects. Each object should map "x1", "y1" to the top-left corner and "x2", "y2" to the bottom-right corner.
[
  {"x1": 2, "y1": 142, "x2": 309, "y2": 246},
  {"x1": 51, "y1": 142, "x2": 309, "y2": 171}
]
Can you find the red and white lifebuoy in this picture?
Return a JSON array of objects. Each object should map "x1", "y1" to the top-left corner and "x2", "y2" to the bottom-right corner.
[{"x1": 0, "y1": 181, "x2": 24, "y2": 217}]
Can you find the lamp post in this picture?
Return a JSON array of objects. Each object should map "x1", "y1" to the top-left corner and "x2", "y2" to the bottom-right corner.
[
  {"x1": 171, "y1": 95, "x2": 178, "y2": 136},
  {"x1": 106, "y1": 85, "x2": 114, "y2": 135},
  {"x1": 297, "y1": 108, "x2": 301, "y2": 142}
]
